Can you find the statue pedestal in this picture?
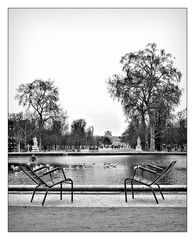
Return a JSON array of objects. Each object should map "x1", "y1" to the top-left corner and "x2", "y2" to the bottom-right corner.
[
  {"x1": 32, "y1": 137, "x2": 39, "y2": 152},
  {"x1": 32, "y1": 146, "x2": 39, "y2": 152},
  {"x1": 135, "y1": 136, "x2": 142, "y2": 151},
  {"x1": 136, "y1": 145, "x2": 142, "y2": 151}
]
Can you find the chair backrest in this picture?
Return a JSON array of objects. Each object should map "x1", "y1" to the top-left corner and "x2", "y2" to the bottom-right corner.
[
  {"x1": 151, "y1": 161, "x2": 177, "y2": 185},
  {"x1": 19, "y1": 164, "x2": 46, "y2": 186}
]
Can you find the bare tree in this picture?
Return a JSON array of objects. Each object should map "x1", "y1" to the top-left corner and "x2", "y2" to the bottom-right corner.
[
  {"x1": 107, "y1": 43, "x2": 182, "y2": 151},
  {"x1": 15, "y1": 79, "x2": 61, "y2": 150}
]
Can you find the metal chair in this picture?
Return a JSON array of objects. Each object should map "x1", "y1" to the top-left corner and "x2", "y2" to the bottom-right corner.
[
  {"x1": 18, "y1": 163, "x2": 73, "y2": 206},
  {"x1": 124, "y1": 161, "x2": 177, "y2": 204}
]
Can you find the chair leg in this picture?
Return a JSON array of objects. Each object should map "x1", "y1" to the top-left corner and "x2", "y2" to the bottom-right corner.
[
  {"x1": 31, "y1": 185, "x2": 39, "y2": 202},
  {"x1": 70, "y1": 180, "x2": 73, "y2": 202},
  {"x1": 131, "y1": 179, "x2": 134, "y2": 199},
  {"x1": 150, "y1": 186, "x2": 158, "y2": 204},
  {"x1": 156, "y1": 184, "x2": 165, "y2": 200},
  {"x1": 42, "y1": 189, "x2": 49, "y2": 206},
  {"x1": 124, "y1": 180, "x2": 127, "y2": 202},
  {"x1": 60, "y1": 182, "x2": 62, "y2": 200}
]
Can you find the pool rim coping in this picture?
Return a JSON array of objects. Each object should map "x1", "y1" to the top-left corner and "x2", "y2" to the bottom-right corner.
[
  {"x1": 8, "y1": 151, "x2": 187, "y2": 156},
  {"x1": 8, "y1": 184, "x2": 187, "y2": 192}
]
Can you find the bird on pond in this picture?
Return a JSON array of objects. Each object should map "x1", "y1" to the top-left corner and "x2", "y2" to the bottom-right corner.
[
  {"x1": 30, "y1": 154, "x2": 37, "y2": 162},
  {"x1": 11, "y1": 165, "x2": 19, "y2": 171},
  {"x1": 82, "y1": 163, "x2": 86, "y2": 168}
]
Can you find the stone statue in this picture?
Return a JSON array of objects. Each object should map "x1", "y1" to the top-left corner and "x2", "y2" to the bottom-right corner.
[
  {"x1": 33, "y1": 137, "x2": 38, "y2": 147},
  {"x1": 136, "y1": 136, "x2": 142, "y2": 151},
  {"x1": 32, "y1": 136, "x2": 39, "y2": 152}
]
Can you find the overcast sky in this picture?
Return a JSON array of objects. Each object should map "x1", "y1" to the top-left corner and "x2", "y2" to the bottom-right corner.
[{"x1": 9, "y1": 8, "x2": 186, "y2": 136}]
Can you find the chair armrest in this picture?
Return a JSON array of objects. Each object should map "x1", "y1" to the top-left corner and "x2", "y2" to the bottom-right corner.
[
  {"x1": 41, "y1": 167, "x2": 66, "y2": 179},
  {"x1": 66, "y1": 178, "x2": 73, "y2": 182},
  {"x1": 33, "y1": 166, "x2": 49, "y2": 172},
  {"x1": 143, "y1": 164, "x2": 164, "y2": 171},
  {"x1": 42, "y1": 167, "x2": 60, "y2": 175},
  {"x1": 139, "y1": 166, "x2": 160, "y2": 175}
]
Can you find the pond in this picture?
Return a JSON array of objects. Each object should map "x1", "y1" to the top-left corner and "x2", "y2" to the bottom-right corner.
[{"x1": 8, "y1": 154, "x2": 187, "y2": 185}]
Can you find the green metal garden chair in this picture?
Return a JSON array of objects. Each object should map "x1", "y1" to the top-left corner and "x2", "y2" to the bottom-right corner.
[
  {"x1": 124, "y1": 161, "x2": 177, "y2": 204},
  {"x1": 18, "y1": 163, "x2": 73, "y2": 206}
]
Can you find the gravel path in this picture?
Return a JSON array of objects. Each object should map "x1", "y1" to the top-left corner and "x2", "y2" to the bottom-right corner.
[
  {"x1": 8, "y1": 206, "x2": 186, "y2": 232},
  {"x1": 8, "y1": 192, "x2": 187, "y2": 232},
  {"x1": 8, "y1": 192, "x2": 186, "y2": 207}
]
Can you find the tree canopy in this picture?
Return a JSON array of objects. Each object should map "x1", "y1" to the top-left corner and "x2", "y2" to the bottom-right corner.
[
  {"x1": 107, "y1": 43, "x2": 182, "y2": 151},
  {"x1": 70, "y1": 119, "x2": 87, "y2": 148},
  {"x1": 15, "y1": 79, "x2": 62, "y2": 150}
]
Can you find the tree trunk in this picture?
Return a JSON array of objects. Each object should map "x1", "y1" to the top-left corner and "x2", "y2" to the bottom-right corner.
[
  {"x1": 24, "y1": 124, "x2": 27, "y2": 151},
  {"x1": 17, "y1": 142, "x2": 20, "y2": 152},
  {"x1": 145, "y1": 131, "x2": 148, "y2": 151},
  {"x1": 39, "y1": 126, "x2": 42, "y2": 152},
  {"x1": 141, "y1": 112, "x2": 146, "y2": 150},
  {"x1": 39, "y1": 118, "x2": 43, "y2": 151},
  {"x1": 150, "y1": 124, "x2": 155, "y2": 151},
  {"x1": 39, "y1": 136, "x2": 42, "y2": 151}
]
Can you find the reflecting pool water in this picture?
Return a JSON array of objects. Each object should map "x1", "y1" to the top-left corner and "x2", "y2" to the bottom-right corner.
[{"x1": 8, "y1": 154, "x2": 187, "y2": 185}]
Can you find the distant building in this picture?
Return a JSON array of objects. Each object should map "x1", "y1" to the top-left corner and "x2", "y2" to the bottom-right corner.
[
  {"x1": 104, "y1": 130, "x2": 121, "y2": 146},
  {"x1": 104, "y1": 130, "x2": 112, "y2": 138},
  {"x1": 112, "y1": 136, "x2": 121, "y2": 146}
]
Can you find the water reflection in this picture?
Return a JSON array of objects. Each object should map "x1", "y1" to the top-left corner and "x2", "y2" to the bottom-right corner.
[{"x1": 8, "y1": 154, "x2": 186, "y2": 185}]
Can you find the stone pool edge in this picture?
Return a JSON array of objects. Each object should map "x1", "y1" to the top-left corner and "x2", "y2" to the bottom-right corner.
[
  {"x1": 8, "y1": 151, "x2": 187, "y2": 156},
  {"x1": 8, "y1": 184, "x2": 187, "y2": 192}
]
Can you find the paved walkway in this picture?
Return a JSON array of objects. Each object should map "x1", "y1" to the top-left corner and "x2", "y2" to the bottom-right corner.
[
  {"x1": 9, "y1": 192, "x2": 186, "y2": 208},
  {"x1": 8, "y1": 193, "x2": 187, "y2": 232}
]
